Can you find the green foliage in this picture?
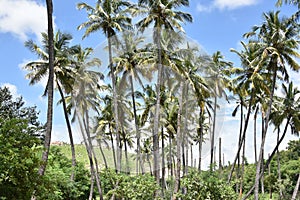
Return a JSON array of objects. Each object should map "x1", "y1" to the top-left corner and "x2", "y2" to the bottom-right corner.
[
  {"x1": 0, "y1": 118, "x2": 42, "y2": 200},
  {"x1": 100, "y1": 169, "x2": 159, "y2": 200},
  {"x1": 36, "y1": 147, "x2": 90, "y2": 200},
  {"x1": 178, "y1": 170, "x2": 237, "y2": 200}
]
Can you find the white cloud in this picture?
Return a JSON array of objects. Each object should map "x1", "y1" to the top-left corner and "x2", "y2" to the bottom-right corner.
[
  {"x1": 0, "y1": 0, "x2": 51, "y2": 41},
  {"x1": 197, "y1": 0, "x2": 259, "y2": 13},
  {"x1": 0, "y1": 83, "x2": 20, "y2": 98},
  {"x1": 213, "y1": 0, "x2": 258, "y2": 10}
]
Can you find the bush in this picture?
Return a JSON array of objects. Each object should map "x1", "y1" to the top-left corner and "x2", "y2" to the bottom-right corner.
[{"x1": 178, "y1": 170, "x2": 237, "y2": 200}]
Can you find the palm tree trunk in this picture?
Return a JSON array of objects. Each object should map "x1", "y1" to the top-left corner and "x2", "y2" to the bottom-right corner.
[
  {"x1": 161, "y1": 127, "x2": 166, "y2": 195},
  {"x1": 254, "y1": 105, "x2": 259, "y2": 164},
  {"x1": 39, "y1": 0, "x2": 54, "y2": 176},
  {"x1": 153, "y1": 27, "x2": 163, "y2": 186},
  {"x1": 169, "y1": 133, "x2": 173, "y2": 177},
  {"x1": 276, "y1": 129, "x2": 282, "y2": 199},
  {"x1": 124, "y1": 133, "x2": 130, "y2": 174},
  {"x1": 254, "y1": 69, "x2": 277, "y2": 200},
  {"x1": 57, "y1": 82, "x2": 76, "y2": 181},
  {"x1": 173, "y1": 80, "x2": 184, "y2": 198},
  {"x1": 198, "y1": 108, "x2": 204, "y2": 172},
  {"x1": 98, "y1": 139, "x2": 108, "y2": 169},
  {"x1": 241, "y1": 116, "x2": 291, "y2": 200},
  {"x1": 108, "y1": 34, "x2": 121, "y2": 173},
  {"x1": 291, "y1": 173, "x2": 300, "y2": 200},
  {"x1": 83, "y1": 110, "x2": 103, "y2": 200},
  {"x1": 109, "y1": 124, "x2": 117, "y2": 171},
  {"x1": 228, "y1": 92, "x2": 254, "y2": 182},
  {"x1": 129, "y1": 75, "x2": 141, "y2": 175},
  {"x1": 210, "y1": 95, "x2": 217, "y2": 171},
  {"x1": 237, "y1": 99, "x2": 244, "y2": 192},
  {"x1": 77, "y1": 115, "x2": 97, "y2": 200}
]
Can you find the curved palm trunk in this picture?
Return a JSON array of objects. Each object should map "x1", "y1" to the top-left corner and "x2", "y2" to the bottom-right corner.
[
  {"x1": 237, "y1": 99, "x2": 244, "y2": 193},
  {"x1": 108, "y1": 35, "x2": 121, "y2": 173},
  {"x1": 57, "y1": 82, "x2": 76, "y2": 181},
  {"x1": 173, "y1": 80, "x2": 184, "y2": 198},
  {"x1": 228, "y1": 92, "x2": 254, "y2": 182},
  {"x1": 39, "y1": 0, "x2": 54, "y2": 176},
  {"x1": 254, "y1": 69, "x2": 277, "y2": 200}
]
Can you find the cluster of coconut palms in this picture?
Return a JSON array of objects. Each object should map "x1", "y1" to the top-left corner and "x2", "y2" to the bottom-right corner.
[{"x1": 25, "y1": 0, "x2": 300, "y2": 199}]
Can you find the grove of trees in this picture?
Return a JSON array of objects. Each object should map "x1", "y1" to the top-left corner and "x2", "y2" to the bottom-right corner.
[{"x1": 1, "y1": 0, "x2": 300, "y2": 199}]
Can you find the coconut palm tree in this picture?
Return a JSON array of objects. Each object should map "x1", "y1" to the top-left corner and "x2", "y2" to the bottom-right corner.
[
  {"x1": 244, "y1": 11, "x2": 300, "y2": 199},
  {"x1": 135, "y1": 0, "x2": 193, "y2": 185},
  {"x1": 71, "y1": 46, "x2": 103, "y2": 200},
  {"x1": 77, "y1": 0, "x2": 132, "y2": 172},
  {"x1": 113, "y1": 31, "x2": 153, "y2": 174},
  {"x1": 24, "y1": 31, "x2": 80, "y2": 180},
  {"x1": 206, "y1": 51, "x2": 233, "y2": 171}
]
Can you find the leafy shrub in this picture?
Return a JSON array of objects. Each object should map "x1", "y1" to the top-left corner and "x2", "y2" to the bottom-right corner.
[{"x1": 178, "y1": 170, "x2": 237, "y2": 200}]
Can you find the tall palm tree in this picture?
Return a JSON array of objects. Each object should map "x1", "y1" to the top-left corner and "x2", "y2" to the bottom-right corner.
[
  {"x1": 206, "y1": 51, "x2": 233, "y2": 171},
  {"x1": 24, "y1": 31, "x2": 79, "y2": 180},
  {"x1": 135, "y1": 0, "x2": 193, "y2": 185},
  {"x1": 113, "y1": 31, "x2": 153, "y2": 174},
  {"x1": 244, "y1": 11, "x2": 300, "y2": 199},
  {"x1": 228, "y1": 41, "x2": 270, "y2": 183},
  {"x1": 37, "y1": 0, "x2": 54, "y2": 177},
  {"x1": 71, "y1": 46, "x2": 103, "y2": 200},
  {"x1": 77, "y1": 0, "x2": 132, "y2": 172}
]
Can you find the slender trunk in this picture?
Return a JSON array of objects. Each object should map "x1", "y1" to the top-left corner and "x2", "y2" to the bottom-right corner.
[
  {"x1": 210, "y1": 95, "x2": 217, "y2": 171},
  {"x1": 57, "y1": 82, "x2": 76, "y2": 181},
  {"x1": 268, "y1": 154, "x2": 272, "y2": 199},
  {"x1": 77, "y1": 115, "x2": 96, "y2": 200},
  {"x1": 242, "y1": 116, "x2": 291, "y2": 200},
  {"x1": 190, "y1": 143, "x2": 193, "y2": 170},
  {"x1": 237, "y1": 99, "x2": 244, "y2": 192},
  {"x1": 161, "y1": 127, "x2": 166, "y2": 195},
  {"x1": 239, "y1": 133, "x2": 246, "y2": 198},
  {"x1": 254, "y1": 105, "x2": 259, "y2": 164},
  {"x1": 39, "y1": 0, "x2": 54, "y2": 176},
  {"x1": 108, "y1": 35, "x2": 121, "y2": 173},
  {"x1": 169, "y1": 134, "x2": 173, "y2": 177},
  {"x1": 254, "y1": 69, "x2": 277, "y2": 200},
  {"x1": 219, "y1": 137, "x2": 222, "y2": 170},
  {"x1": 228, "y1": 92, "x2": 254, "y2": 182},
  {"x1": 124, "y1": 134, "x2": 130, "y2": 174},
  {"x1": 183, "y1": 83, "x2": 189, "y2": 176},
  {"x1": 89, "y1": 174, "x2": 95, "y2": 200},
  {"x1": 130, "y1": 75, "x2": 141, "y2": 175},
  {"x1": 83, "y1": 110, "x2": 103, "y2": 200},
  {"x1": 173, "y1": 80, "x2": 184, "y2": 198},
  {"x1": 198, "y1": 108, "x2": 204, "y2": 172},
  {"x1": 98, "y1": 139, "x2": 108, "y2": 169},
  {"x1": 291, "y1": 173, "x2": 300, "y2": 200},
  {"x1": 153, "y1": 27, "x2": 162, "y2": 186},
  {"x1": 109, "y1": 124, "x2": 117, "y2": 171},
  {"x1": 277, "y1": 129, "x2": 282, "y2": 199}
]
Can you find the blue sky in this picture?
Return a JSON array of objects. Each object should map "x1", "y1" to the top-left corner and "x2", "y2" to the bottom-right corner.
[{"x1": 0, "y1": 0, "x2": 299, "y2": 166}]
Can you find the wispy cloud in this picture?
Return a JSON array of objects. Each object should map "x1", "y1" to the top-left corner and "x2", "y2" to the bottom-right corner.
[
  {"x1": 197, "y1": 0, "x2": 259, "y2": 13},
  {"x1": 0, "y1": 0, "x2": 54, "y2": 41}
]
